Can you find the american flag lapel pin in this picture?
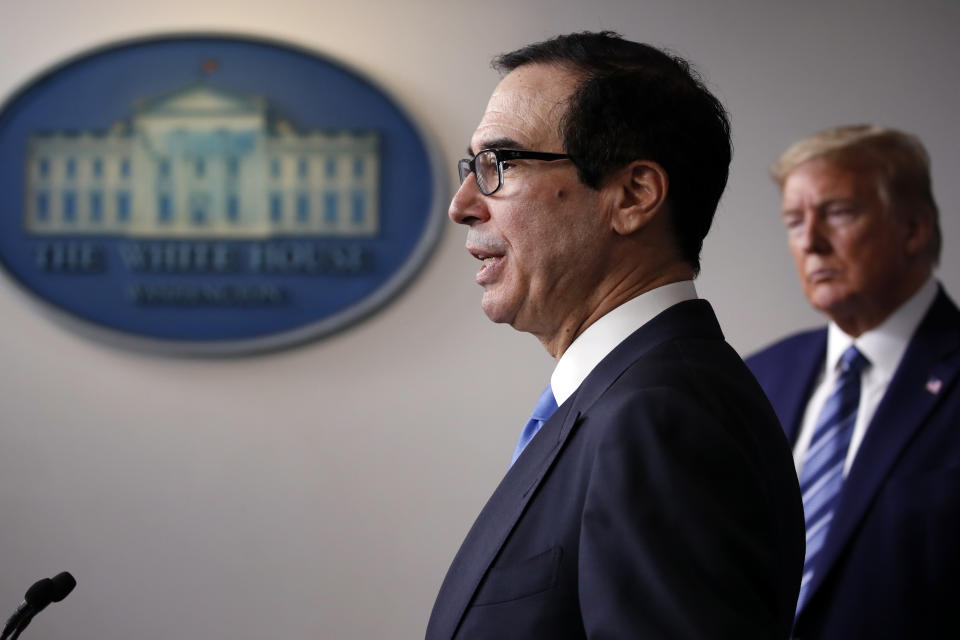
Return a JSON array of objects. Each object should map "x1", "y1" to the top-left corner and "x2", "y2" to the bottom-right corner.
[{"x1": 926, "y1": 377, "x2": 943, "y2": 395}]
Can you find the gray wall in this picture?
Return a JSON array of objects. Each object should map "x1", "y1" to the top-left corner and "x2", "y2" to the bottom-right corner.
[{"x1": 0, "y1": 1, "x2": 957, "y2": 638}]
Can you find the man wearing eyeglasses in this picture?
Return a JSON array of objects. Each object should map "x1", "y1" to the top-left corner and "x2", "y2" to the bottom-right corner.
[{"x1": 426, "y1": 32, "x2": 804, "y2": 639}]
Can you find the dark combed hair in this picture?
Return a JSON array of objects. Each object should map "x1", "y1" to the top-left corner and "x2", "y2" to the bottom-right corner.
[{"x1": 494, "y1": 31, "x2": 732, "y2": 274}]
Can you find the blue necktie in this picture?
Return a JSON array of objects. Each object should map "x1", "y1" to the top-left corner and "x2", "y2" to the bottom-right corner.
[
  {"x1": 795, "y1": 345, "x2": 869, "y2": 614},
  {"x1": 510, "y1": 385, "x2": 558, "y2": 467}
]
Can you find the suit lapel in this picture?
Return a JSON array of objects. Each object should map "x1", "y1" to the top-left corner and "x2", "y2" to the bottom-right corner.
[
  {"x1": 801, "y1": 290, "x2": 960, "y2": 611},
  {"x1": 427, "y1": 300, "x2": 725, "y2": 639},
  {"x1": 781, "y1": 332, "x2": 827, "y2": 445},
  {"x1": 425, "y1": 400, "x2": 583, "y2": 639}
]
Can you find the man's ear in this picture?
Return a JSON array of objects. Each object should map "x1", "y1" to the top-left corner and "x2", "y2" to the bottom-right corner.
[
  {"x1": 607, "y1": 160, "x2": 669, "y2": 236},
  {"x1": 903, "y1": 207, "x2": 934, "y2": 260}
]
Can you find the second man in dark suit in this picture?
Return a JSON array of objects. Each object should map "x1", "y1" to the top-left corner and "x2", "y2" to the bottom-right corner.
[{"x1": 748, "y1": 124, "x2": 959, "y2": 639}]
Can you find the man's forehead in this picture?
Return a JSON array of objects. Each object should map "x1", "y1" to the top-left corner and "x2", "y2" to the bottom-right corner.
[
  {"x1": 784, "y1": 160, "x2": 872, "y2": 193},
  {"x1": 781, "y1": 160, "x2": 883, "y2": 208},
  {"x1": 469, "y1": 64, "x2": 577, "y2": 153}
]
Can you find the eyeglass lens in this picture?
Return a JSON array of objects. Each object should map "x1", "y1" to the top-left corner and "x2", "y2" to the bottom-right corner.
[
  {"x1": 458, "y1": 150, "x2": 501, "y2": 195},
  {"x1": 475, "y1": 151, "x2": 499, "y2": 194}
]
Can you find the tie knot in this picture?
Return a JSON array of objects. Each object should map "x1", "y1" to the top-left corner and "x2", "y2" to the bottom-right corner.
[
  {"x1": 530, "y1": 386, "x2": 558, "y2": 422},
  {"x1": 839, "y1": 345, "x2": 869, "y2": 376}
]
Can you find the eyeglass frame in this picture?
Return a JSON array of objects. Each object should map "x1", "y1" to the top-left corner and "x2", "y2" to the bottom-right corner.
[{"x1": 458, "y1": 148, "x2": 572, "y2": 196}]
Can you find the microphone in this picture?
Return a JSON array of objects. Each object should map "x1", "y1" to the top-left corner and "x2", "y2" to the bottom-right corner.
[
  {"x1": 0, "y1": 579, "x2": 54, "y2": 640},
  {"x1": 47, "y1": 572, "x2": 76, "y2": 603},
  {"x1": 1, "y1": 573, "x2": 76, "y2": 640}
]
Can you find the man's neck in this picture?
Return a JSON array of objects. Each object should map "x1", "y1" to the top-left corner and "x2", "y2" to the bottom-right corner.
[
  {"x1": 831, "y1": 267, "x2": 932, "y2": 337},
  {"x1": 537, "y1": 262, "x2": 695, "y2": 359}
]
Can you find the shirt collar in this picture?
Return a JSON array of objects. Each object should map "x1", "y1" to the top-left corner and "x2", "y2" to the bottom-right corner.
[
  {"x1": 826, "y1": 277, "x2": 938, "y2": 381},
  {"x1": 551, "y1": 280, "x2": 698, "y2": 406}
]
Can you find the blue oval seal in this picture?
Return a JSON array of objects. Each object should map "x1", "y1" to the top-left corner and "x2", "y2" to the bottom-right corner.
[{"x1": 0, "y1": 34, "x2": 445, "y2": 355}]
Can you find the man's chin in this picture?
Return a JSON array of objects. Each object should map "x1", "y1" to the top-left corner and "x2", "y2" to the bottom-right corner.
[
  {"x1": 806, "y1": 286, "x2": 853, "y2": 319},
  {"x1": 480, "y1": 296, "x2": 515, "y2": 326},
  {"x1": 482, "y1": 296, "x2": 536, "y2": 332}
]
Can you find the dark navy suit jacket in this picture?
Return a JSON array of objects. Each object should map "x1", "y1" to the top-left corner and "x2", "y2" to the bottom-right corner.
[
  {"x1": 747, "y1": 287, "x2": 960, "y2": 639},
  {"x1": 427, "y1": 300, "x2": 804, "y2": 639}
]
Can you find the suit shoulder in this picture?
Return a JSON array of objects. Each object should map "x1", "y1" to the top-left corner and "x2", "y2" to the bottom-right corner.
[
  {"x1": 599, "y1": 337, "x2": 778, "y2": 435},
  {"x1": 923, "y1": 286, "x2": 960, "y2": 336},
  {"x1": 746, "y1": 328, "x2": 825, "y2": 375}
]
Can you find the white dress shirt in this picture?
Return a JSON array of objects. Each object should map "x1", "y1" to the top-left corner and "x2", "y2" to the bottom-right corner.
[
  {"x1": 792, "y1": 277, "x2": 939, "y2": 476},
  {"x1": 551, "y1": 280, "x2": 698, "y2": 406}
]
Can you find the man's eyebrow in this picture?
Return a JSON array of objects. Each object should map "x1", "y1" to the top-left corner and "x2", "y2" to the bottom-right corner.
[{"x1": 469, "y1": 137, "x2": 524, "y2": 155}]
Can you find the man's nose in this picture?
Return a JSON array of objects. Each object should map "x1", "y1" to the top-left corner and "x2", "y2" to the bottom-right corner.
[
  {"x1": 799, "y1": 212, "x2": 830, "y2": 254},
  {"x1": 448, "y1": 176, "x2": 489, "y2": 226}
]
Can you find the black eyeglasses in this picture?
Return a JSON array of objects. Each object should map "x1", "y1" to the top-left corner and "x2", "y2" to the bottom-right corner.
[{"x1": 458, "y1": 148, "x2": 571, "y2": 196}]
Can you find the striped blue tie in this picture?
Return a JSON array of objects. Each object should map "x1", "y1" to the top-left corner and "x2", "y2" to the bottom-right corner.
[
  {"x1": 796, "y1": 345, "x2": 869, "y2": 614},
  {"x1": 510, "y1": 385, "x2": 558, "y2": 467}
]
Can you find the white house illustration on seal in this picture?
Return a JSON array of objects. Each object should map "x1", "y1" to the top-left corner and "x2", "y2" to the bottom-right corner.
[{"x1": 24, "y1": 83, "x2": 380, "y2": 237}]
